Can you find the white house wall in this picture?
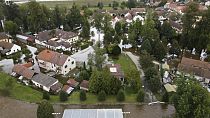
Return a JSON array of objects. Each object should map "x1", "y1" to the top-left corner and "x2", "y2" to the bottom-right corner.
[
  {"x1": 6, "y1": 44, "x2": 21, "y2": 55},
  {"x1": 61, "y1": 56, "x2": 76, "y2": 75}
]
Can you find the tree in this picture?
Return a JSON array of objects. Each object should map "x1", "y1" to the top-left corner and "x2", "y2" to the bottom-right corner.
[
  {"x1": 169, "y1": 40, "x2": 181, "y2": 56},
  {"x1": 112, "y1": 45, "x2": 121, "y2": 56},
  {"x1": 126, "y1": 69, "x2": 141, "y2": 93},
  {"x1": 112, "y1": 1, "x2": 119, "y2": 9},
  {"x1": 153, "y1": 41, "x2": 167, "y2": 61},
  {"x1": 93, "y1": 13, "x2": 103, "y2": 32},
  {"x1": 116, "y1": 89, "x2": 125, "y2": 102},
  {"x1": 42, "y1": 91, "x2": 50, "y2": 100},
  {"x1": 37, "y1": 100, "x2": 54, "y2": 118},
  {"x1": 140, "y1": 39, "x2": 152, "y2": 54},
  {"x1": 136, "y1": 89, "x2": 144, "y2": 102},
  {"x1": 160, "y1": 21, "x2": 175, "y2": 40},
  {"x1": 81, "y1": 17, "x2": 90, "y2": 38},
  {"x1": 115, "y1": 21, "x2": 122, "y2": 35},
  {"x1": 4, "y1": 20, "x2": 18, "y2": 36},
  {"x1": 66, "y1": 3, "x2": 82, "y2": 30},
  {"x1": 120, "y1": 1, "x2": 126, "y2": 10},
  {"x1": 59, "y1": 90, "x2": 68, "y2": 102},
  {"x1": 52, "y1": 5, "x2": 65, "y2": 28},
  {"x1": 173, "y1": 77, "x2": 210, "y2": 118},
  {"x1": 145, "y1": 67, "x2": 161, "y2": 93},
  {"x1": 77, "y1": 70, "x2": 90, "y2": 82},
  {"x1": 162, "y1": 92, "x2": 169, "y2": 102},
  {"x1": 128, "y1": 30, "x2": 137, "y2": 48},
  {"x1": 97, "y1": 2, "x2": 103, "y2": 9},
  {"x1": 0, "y1": 77, "x2": 14, "y2": 96},
  {"x1": 80, "y1": 90, "x2": 87, "y2": 101},
  {"x1": 126, "y1": 0, "x2": 137, "y2": 9},
  {"x1": 98, "y1": 90, "x2": 106, "y2": 101},
  {"x1": 139, "y1": 51, "x2": 154, "y2": 70},
  {"x1": 109, "y1": 77, "x2": 121, "y2": 95}
]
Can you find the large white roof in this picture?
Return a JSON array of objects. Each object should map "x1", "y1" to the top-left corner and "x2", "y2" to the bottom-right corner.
[{"x1": 62, "y1": 109, "x2": 123, "y2": 118}]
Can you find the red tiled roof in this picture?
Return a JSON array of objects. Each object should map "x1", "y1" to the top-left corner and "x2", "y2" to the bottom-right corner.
[
  {"x1": 12, "y1": 64, "x2": 35, "y2": 79},
  {"x1": 80, "y1": 80, "x2": 89, "y2": 89},
  {"x1": 22, "y1": 62, "x2": 33, "y2": 68},
  {"x1": 107, "y1": 64, "x2": 124, "y2": 79},
  {"x1": 37, "y1": 49, "x2": 68, "y2": 66},
  {"x1": 67, "y1": 79, "x2": 79, "y2": 87}
]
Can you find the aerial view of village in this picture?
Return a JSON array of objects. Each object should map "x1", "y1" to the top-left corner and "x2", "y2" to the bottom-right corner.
[{"x1": 0, "y1": 0, "x2": 210, "y2": 118}]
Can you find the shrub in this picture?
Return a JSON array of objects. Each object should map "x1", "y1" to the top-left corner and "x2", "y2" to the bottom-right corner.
[
  {"x1": 80, "y1": 90, "x2": 87, "y2": 101},
  {"x1": 59, "y1": 91, "x2": 68, "y2": 102},
  {"x1": 162, "y1": 92, "x2": 169, "y2": 102},
  {"x1": 42, "y1": 91, "x2": 50, "y2": 100},
  {"x1": 98, "y1": 90, "x2": 106, "y2": 101},
  {"x1": 112, "y1": 45, "x2": 121, "y2": 56},
  {"x1": 136, "y1": 89, "x2": 144, "y2": 102},
  {"x1": 116, "y1": 89, "x2": 125, "y2": 102},
  {"x1": 37, "y1": 100, "x2": 54, "y2": 118}
]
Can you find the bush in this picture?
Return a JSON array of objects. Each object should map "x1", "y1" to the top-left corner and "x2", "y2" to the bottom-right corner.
[
  {"x1": 116, "y1": 89, "x2": 125, "y2": 102},
  {"x1": 81, "y1": 43, "x2": 89, "y2": 50},
  {"x1": 59, "y1": 91, "x2": 68, "y2": 102},
  {"x1": 136, "y1": 89, "x2": 144, "y2": 102},
  {"x1": 162, "y1": 92, "x2": 169, "y2": 102},
  {"x1": 98, "y1": 90, "x2": 106, "y2": 101},
  {"x1": 42, "y1": 91, "x2": 50, "y2": 100},
  {"x1": 37, "y1": 100, "x2": 54, "y2": 118},
  {"x1": 80, "y1": 90, "x2": 87, "y2": 101},
  {"x1": 112, "y1": 45, "x2": 121, "y2": 56}
]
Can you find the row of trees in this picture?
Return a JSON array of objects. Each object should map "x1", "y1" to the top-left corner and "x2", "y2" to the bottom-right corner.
[{"x1": 0, "y1": 1, "x2": 91, "y2": 38}]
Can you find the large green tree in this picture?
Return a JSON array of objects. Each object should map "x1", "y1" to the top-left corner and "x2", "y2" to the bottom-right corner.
[
  {"x1": 37, "y1": 100, "x2": 54, "y2": 118},
  {"x1": 173, "y1": 77, "x2": 210, "y2": 118},
  {"x1": 4, "y1": 20, "x2": 18, "y2": 35},
  {"x1": 81, "y1": 17, "x2": 90, "y2": 38}
]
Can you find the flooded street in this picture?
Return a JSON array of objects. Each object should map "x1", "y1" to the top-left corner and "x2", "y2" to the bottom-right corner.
[{"x1": 0, "y1": 96, "x2": 175, "y2": 118}]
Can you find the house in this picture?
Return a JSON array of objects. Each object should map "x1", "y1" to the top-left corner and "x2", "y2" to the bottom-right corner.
[
  {"x1": 169, "y1": 20, "x2": 182, "y2": 33},
  {"x1": 37, "y1": 49, "x2": 76, "y2": 75},
  {"x1": 16, "y1": 34, "x2": 35, "y2": 44},
  {"x1": 67, "y1": 79, "x2": 79, "y2": 87},
  {"x1": 0, "y1": 32, "x2": 12, "y2": 43},
  {"x1": 62, "y1": 85, "x2": 74, "y2": 94},
  {"x1": 0, "y1": 41, "x2": 21, "y2": 55},
  {"x1": 80, "y1": 80, "x2": 89, "y2": 91},
  {"x1": 35, "y1": 29, "x2": 78, "y2": 51},
  {"x1": 107, "y1": 64, "x2": 124, "y2": 82},
  {"x1": 12, "y1": 64, "x2": 35, "y2": 82},
  {"x1": 178, "y1": 57, "x2": 210, "y2": 82},
  {"x1": 31, "y1": 73, "x2": 61, "y2": 92}
]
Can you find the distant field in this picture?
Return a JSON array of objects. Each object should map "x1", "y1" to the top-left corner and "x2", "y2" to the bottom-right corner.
[{"x1": 38, "y1": 0, "x2": 126, "y2": 9}]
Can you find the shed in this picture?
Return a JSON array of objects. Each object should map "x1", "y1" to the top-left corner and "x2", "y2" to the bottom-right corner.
[{"x1": 164, "y1": 83, "x2": 177, "y2": 92}]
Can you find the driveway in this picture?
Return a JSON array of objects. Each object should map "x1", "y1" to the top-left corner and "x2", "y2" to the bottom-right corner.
[
  {"x1": 124, "y1": 51, "x2": 157, "y2": 102},
  {"x1": 27, "y1": 45, "x2": 40, "y2": 73}
]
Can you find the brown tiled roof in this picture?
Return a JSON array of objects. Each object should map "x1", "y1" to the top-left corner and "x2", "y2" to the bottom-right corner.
[
  {"x1": 12, "y1": 64, "x2": 35, "y2": 79},
  {"x1": 0, "y1": 32, "x2": 9, "y2": 39},
  {"x1": 107, "y1": 64, "x2": 124, "y2": 79},
  {"x1": 169, "y1": 20, "x2": 182, "y2": 31},
  {"x1": 80, "y1": 80, "x2": 89, "y2": 89},
  {"x1": 22, "y1": 62, "x2": 33, "y2": 68},
  {"x1": 131, "y1": 8, "x2": 146, "y2": 13},
  {"x1": 67, "y1": 79, "x2": 79, "y2": 87},
  {"x1": 62, "y1": 85, "x2": 70, "y2": 91},
  {"x1": 37, "y1": 29, "x2": 77, "y2": 41},
  {"x1": 0, "y1": 41, "x2": 14, "y2": 49},
  {"x1": 50, "y1": 82, "x2": 62, "y2": 92},
  {"x1": 178, "y1": 57, "x2": 210, "y2": 78},
  {"x1": 37, "y1": 49, "x2": 69, "y2": 66}
]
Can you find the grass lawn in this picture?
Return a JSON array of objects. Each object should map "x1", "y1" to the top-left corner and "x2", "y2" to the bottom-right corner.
[
  {"x1": 0, "y1": 72, "x2": 42, "y2": 102},
  {"x1": 50, "y1": 91, "x2": 137, "y2": 104},
  {"x1": 39, "y1": 0, "x2": 126, "y2": 9},
  {"x1": 112, "y1": 54, "x2": 139, "y2": 77}
]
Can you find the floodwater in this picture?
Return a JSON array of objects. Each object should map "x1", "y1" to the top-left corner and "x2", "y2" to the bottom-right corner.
[
  {"x1": 54, "y1": 104, "x2": 175, "y2": 118},
  {"x1": 0, "y1": 96, "x2": 175, "y2": 118}
]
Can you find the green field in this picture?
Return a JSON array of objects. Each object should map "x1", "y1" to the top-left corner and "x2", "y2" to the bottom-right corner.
[
  {"x1": 38, "y1": 0, "x2": 126, "y2": 9},
  {"x1": 0, "y1": 72, "x2": 136, "y2": 104}
]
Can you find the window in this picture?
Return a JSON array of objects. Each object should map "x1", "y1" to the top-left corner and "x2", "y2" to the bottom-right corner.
[
  {"x1": 65, "y1": 65, "x2": 68, "y2": 68},
  {"x1": 68, "y1": 59, "x2": 70, "y2": 61},
  {"x1": 71, "y1": 61, "x2": 74, "y2": 64}
]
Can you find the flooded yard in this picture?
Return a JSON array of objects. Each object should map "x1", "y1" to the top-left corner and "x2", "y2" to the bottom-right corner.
[{"x1": 0, "y1": 96, "x2": 175, "y2": 118}]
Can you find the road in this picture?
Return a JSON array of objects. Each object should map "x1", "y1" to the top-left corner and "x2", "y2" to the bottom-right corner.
[
  {"x1": 27, "y1": 45, "x2": 40, "y2": 73},
  {"x1": 124, "y1": 51, "x2": 157, "y2": 103}
]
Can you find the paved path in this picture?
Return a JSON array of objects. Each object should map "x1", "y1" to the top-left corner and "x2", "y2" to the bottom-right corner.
[
  {"x1": 124, "y1": 51, "x2": 157, "y2": 102},
  {"x1": 27, "y1": 45, "x2": 40, "y2": 73}
]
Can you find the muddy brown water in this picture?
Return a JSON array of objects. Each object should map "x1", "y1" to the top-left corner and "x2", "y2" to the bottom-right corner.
[{"x1": 0, "y1": 96, "x2": 175, "y2": 118}]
